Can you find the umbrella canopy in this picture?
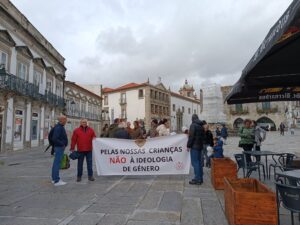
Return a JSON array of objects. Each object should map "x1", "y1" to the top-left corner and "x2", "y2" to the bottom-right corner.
[{"x1": 226, "y1": 0, "x2": 300, "y2": 104}]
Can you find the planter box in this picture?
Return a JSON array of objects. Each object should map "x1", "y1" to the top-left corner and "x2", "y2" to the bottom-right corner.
[
  {"x1": 224, "y1": 178, "x2": 278, "y2": 225},
  {"x1": 211, "y1": 157, "x2": 237, "y2": 190}
]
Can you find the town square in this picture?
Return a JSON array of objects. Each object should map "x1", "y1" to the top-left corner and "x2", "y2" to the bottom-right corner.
[{"x1": 0, "y1": 0, "x2": 300, "y2": 225}]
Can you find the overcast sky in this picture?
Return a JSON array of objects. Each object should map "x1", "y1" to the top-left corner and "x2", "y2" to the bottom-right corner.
[{"x1": 11, "y1": 0, "x2": 293, "y2": 93}]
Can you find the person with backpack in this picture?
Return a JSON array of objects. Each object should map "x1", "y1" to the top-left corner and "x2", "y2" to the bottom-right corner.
[
  {"x1": 70, "y1": 119, "x2": 96, "y2": 182},
  {"x1": 220, "y1": 124, "x2": 228, "y2": 144},
  {"x1": 51, "y1": 115, "x2": 68, "y2": 186}
]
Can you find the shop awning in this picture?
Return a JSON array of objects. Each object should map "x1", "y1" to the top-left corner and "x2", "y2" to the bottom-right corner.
[{"x1": 226, "y1": 0, "x2": 300, "y2": 104}]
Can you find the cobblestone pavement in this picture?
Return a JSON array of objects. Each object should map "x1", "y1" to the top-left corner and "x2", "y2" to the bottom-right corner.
[{"x1": 0, "y1": 131, "x2": 299, "y2": 225}]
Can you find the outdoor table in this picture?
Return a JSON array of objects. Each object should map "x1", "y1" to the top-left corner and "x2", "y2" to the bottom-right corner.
[
  {"x1": 243, "y1": 151, "x2": 283, "y2": 179},
  {"x1": 276, "y1": 169, "x2": 300, "y2": 185}
]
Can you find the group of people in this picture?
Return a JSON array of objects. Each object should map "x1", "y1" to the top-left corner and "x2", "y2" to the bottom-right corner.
[
  {"x1": 50, "y1": 115, "x2": 96, "y2": 186},
  {"x1": 101, "y1": 118, "x2": 170, "y2": 139},
  {"x1": 187, "y1": 114, "x2": 224, "y2": 185},
  {"x1": 50, "y1": 116, "x2": 172, "y2": 186},
  {"x1": 238, "y1": 119, "x2": 266, "y2": 163}
]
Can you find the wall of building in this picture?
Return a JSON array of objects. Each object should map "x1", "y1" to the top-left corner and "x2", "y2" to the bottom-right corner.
[
  {"x1": 170, "y1": 95, "x2": 201, "y2": 132},
  {"x1": 0, "y1": 2, "x2": 65, "y2": 152}
]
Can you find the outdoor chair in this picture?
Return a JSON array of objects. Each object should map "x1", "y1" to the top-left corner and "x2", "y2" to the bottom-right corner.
[
  {"x1": 234, "y1": 154, "x2": 265, "y2": 180},
  {"x1": 269, "y1": 153, "x2": 296, "y2": 180},
  {"x1": 275, "y1": 172, "x2": 300, "y2": 186},
  {"x1": 275, "y1": 182, "x2": 300, "y2": 225}
]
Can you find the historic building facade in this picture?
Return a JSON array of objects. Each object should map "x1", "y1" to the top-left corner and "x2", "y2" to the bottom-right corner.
[
  {"x1": 221, "y1": 86, "x2": 290, "y2": 130},
  {"x1": 64, "y1": 81, "x2": 102, "y2": 138},
  {"x1": 0, "y1": 1, "x2": 66, "y2": 151},
  {"x1": 101, "y1": 79, "x2": 171, "y2": 130},
  {"x1": 97, "y1": 79, "x2": 202, "y2": 132},
  {"x1": 170, "y1": 80, "x2": 201, "y2": 132}
]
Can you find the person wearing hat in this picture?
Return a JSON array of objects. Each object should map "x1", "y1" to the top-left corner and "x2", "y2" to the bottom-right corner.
[{"x1": 70, "y1": 119, "x2": 96, "y2": 182}]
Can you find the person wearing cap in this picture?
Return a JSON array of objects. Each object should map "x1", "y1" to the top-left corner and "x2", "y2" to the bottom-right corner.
[{"x1": 70, "y1": 119, "x2": 96, "y2": 182}]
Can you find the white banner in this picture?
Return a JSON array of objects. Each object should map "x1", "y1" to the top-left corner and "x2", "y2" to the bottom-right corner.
[{"x1": 93, "y1": 134, "x2": 190, "y2": 176}]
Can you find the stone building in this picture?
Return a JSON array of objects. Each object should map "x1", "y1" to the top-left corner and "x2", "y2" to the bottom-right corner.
[
  {"x1": 221, "y1": 86, "x2": 289, "y2": 130},
  {"x1": 101, "y1": 79, "x2": 171, "y2": 130},
  {"x1": 170, "y1": 80, "x2": 201, "y2": 132},
  {"x1": 64, "y1": 81, "x2": 102, "y2": 138},
  {"x1": 0, "y1": 0, "x2": 66, "y2": 151}
]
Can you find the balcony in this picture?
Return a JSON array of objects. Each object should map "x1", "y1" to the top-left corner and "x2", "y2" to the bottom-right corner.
[
  {"x1": 0, "y1": 69, "x2": 64, "y2": 108},
  {"x1": 66, "y1": 108, "x2": 101, "y2": 121},
  {"x1": 119, "y1": 98, "x2": 127, "y2": 105},
  {"x1": 256, "y1": 105, "x2": 279, "y2": 114},
  {"x1": 230, "y1": 107, "x2": 249, "y2": 115}
]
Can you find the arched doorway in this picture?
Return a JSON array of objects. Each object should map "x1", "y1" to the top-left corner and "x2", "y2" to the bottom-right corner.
[
  {"x1": 257, "y1": 117, "x2": 276, "y2": 131},
  {"x1": 233, "y1": 118, "x2": 243, "y2": 129}
]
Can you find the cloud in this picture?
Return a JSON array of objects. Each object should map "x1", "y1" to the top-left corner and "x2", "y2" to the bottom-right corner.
[{"x1": 11, "y1": 0, "x2": 293, "y2": 93}]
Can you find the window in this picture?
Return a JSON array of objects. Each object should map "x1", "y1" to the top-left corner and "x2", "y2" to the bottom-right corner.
[
  {"x1": 104, "y1": 95, "x2": 108, "y2": 105},
  {"x1": 121, "y1": 109, "x2": 126, "y2": 118},
  {"x1": 155, "y1": 105, "x2": 158, "y2": 114},
  {"x1": 81, "y1": 102, "x2": 86, "y2": 113},
  {"x1": 188, "y1": 108, "x2": 191, "y2": 114},
  {"x1": 33, "y1": 70, "x2": 42, "y2": 87},
  {"x1": 194, "y1": 109, "x2": 196, "y2": 114},
  {"x1": 138, "y1": 89, "x2": 144, "y2": 98},
  {"x1": 235, "y1": 104, "x2": 243, "y2": 112},
  {"x1": 17, "y1": 62, "x2": 27, "y2": 80},
  {"x1": 46, "y1": 79, "x2": 52, "y2": 92},
  {"x1": 14, "y1": 110, "x2": 23, "y2": 142},
  {"x1": 159, "y1": 106, "x2": 162, "y2": 114},
  {"x1": 151, "y1": 104, "x2": 154, "y2": 113},
  {"x1": 166, "y1": 107, "x2": 169, "y2": 115},
  {"x1": 0, "y1": 51, "x2": 8, "y2": 69},
  {"x1": 150, "y1": 89, "x2": 154, "y2": 98},
  {"x1": 262, "y1": 102, "x2": 271, "y2": 110},
  {"x1": 182, "y1": 106, "x2": 185, "y2": 113},
  {"x1": 159, "y1": 92, "x2": 162, "y2": 100},
  {"x1": 120, "y1": 93, "x2": 126, "y2": 104},
  {"x1": 155, "y1": 91, "x2": 157, "y2": 99},
  {"x1": 56, "y1": 84, "x2": 61, "y2": 97},
  {"x1": 173, "y1": 104, "x2": 175, "y2": 112}
]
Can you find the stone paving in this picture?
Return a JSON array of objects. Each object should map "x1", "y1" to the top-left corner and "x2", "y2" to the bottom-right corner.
[{"x1": 0, "y1": 130, "x2": 299, "y2": 225}]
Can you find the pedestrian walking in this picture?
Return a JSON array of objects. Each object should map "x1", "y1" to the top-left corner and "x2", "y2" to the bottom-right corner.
[
  {"x1": 187, "y1": 114, "x2": 205, "y2": 185},
  {"x1": 51, "y1": 115, "x2": 68, "y2": 186},
  {"x1": 220, "y1": 124, "x2": 228, "y2": 144},
  {"x1": 238, "y1": 119, "x2": 255, "y2": 163},
  {"x1": 279, "y1": 122, "x2": 285, "y2": 136},
  {"x1": 252, "y1": 120, "x2": 266, "y2": 162},
  {"x1": 70, "y1": 119, "x2": 96, "y2": 182}
]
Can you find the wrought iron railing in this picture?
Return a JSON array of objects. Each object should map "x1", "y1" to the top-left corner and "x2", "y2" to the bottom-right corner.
[
  {"x1": 0, "y1": 69, "x2": 64, "y2": 108},
  {"x1": 66, "y1": 108, "x2": 101, "y2": 121}
]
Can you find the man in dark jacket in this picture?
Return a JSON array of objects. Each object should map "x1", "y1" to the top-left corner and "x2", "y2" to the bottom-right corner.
[
  {"x1": 114, "y1": 122, "x2": 131, "y2": 139},
  {"x1": 220, "y1": 124, "x2": 228, "y2": 144},
  {"x1": 70, "y1": 119, "x2": 96, "y2": 182},
  {"x1": 51, "y1": 115, "x2": 68, "y2": 186},
  {"x1": 187, "y1": 114, "x2": 205, "y2": 185},
  {"x1": 108, "y1": 118, "x2": 120, "y2": 138}
]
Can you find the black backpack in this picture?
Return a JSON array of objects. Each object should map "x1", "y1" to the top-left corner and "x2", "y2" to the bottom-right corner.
[
  {"x1": 45, "y1": 127, "x2": 55, "y2": 155},
  {"x1": 48, "y1": 127, "x2": 55, "y2": 146}
]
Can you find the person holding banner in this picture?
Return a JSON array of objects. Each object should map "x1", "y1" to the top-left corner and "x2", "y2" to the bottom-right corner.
[
  {"x1": 70, "y1": 119, "x2": 96, "y2": 182},
  {"x1": 187, "y1": 114, "x2": 205, "y2": 185}
]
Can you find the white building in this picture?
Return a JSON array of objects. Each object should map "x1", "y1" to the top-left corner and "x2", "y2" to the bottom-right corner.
[
  {"x1": 0, "y1": 1, "x2": 66, "y2": 151},
  {"x1": 170, "y1": 80, "x2": 201, "y2": 132},
  {"x1": 90, "y1": 79, "x2": 201, "y2": 133},
  {"x1": 101, "y1": 80, "x2": 171, "y2": 130}
]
